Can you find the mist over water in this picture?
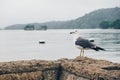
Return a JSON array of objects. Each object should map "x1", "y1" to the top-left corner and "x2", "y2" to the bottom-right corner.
[{"x1": 0, "y1": 29, "x2": 120, "y2": 63}]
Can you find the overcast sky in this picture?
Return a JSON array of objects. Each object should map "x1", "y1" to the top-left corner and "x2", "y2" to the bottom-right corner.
[{"x1": 0, "y1": 0, "x2": 120, "y2": 28}]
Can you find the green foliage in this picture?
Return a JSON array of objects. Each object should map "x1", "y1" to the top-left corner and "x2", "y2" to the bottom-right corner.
[
  {"x1": 37, "y1": 25, "x2": 47, "y2": 30},
  {"x1": 41, "y1": 25, "x2": 47, "y2": 30},
  {"x1": 99, "y1": 21, "x2": 110, "y2": 29},
  {"x1": 112, "y1": 19, "x2": 120, "y2": 29},
  {"x1": 24, "y1": 24, "x2": 34, "y2": 30},
  {"x1": 24, "y1": 24, "x2": 47, "y2": 30},
  {"x1": 99, "y1": 19, "x2": 120, "y2": 29}
]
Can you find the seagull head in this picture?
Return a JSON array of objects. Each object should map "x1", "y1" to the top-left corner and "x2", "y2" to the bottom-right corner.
[
  {"x1": 70, "y1": 30, "x2": 80, "y2": 43},
  {"x1": 70, "y1": 30, "x2": 78, "y2": 34}
]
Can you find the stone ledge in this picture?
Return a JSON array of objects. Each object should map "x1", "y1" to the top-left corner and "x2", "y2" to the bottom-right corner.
[{"x1": 0, "y1": 57, "x2": 120, "y2": 80}]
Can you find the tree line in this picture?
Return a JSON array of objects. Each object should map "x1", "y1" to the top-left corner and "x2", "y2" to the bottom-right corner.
[
  {"x1": 99, "y1": 19, "x2": 120, "y2": 29},
  {"x1": 24, "y1": 24, "x2": 47, "y2": 30}
]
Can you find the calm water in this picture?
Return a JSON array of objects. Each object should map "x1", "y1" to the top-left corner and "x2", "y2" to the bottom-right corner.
[{"x1": 0, "y1": 29, "x2": 120, "y2": 63}]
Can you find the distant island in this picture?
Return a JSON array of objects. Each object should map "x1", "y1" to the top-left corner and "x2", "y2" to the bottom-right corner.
[
  {"x1": 24, "y1": 24, "x2": 47, "y2": 30},
  {"x1": 4, "y1": 7, "x2": 120, "y2": 30}
]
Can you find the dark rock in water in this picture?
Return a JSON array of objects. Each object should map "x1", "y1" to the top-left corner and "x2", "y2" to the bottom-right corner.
[{"x1": 39, "y1": 41, "x2": 45, "y2": 44}]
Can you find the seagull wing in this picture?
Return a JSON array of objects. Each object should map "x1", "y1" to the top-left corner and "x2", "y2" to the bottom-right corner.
[
  {"x1": 75, "y1": 37, "x2": 95, "y2": 49},
  {"x1": 75, "y1": 37, "x2": 105, "y2": 51}
]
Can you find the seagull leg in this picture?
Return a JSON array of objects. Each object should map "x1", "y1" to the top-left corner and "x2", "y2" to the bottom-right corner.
[
  {"x1": 81, "y1": 49, "x2": 82, "y2": 57},
  {"x1": 81, "y1": 48, "x2": 84, "y2": 57},
  {"x1": 80, "y1": 48, "x2": 84, "y2": 57},
  {"x1": 82, "y1": 49, "x2": 84, "y2": 57},
  {"x1": 80, "y1": 49, "x2": 82, "y2": 57}
]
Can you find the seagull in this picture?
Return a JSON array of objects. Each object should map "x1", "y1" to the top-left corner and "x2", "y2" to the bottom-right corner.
[{"x1": 70, "y1": 30, "x2": 105, "y2": 57}]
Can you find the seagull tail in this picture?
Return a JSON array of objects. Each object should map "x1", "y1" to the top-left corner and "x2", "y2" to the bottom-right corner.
[{"x1": 93, "y1": 46, "x2": 106, "y2": 51}]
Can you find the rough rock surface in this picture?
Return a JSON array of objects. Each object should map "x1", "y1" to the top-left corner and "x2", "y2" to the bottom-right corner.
[
  {"x1": 60, "y1": 57, "x2": 120, "y2": 80},
  {"x1": 0, "y1": 57, "x2": 120, "y2": 80}
]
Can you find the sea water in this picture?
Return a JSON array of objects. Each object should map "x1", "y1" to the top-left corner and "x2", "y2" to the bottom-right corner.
[{"x1": 0, "y1": 29, "x2": 120, "y2": 63}]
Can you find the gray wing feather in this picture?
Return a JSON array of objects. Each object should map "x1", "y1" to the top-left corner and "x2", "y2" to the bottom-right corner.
[{"x1": 75, "y1": 37, "x2": 95, "y2": 48}]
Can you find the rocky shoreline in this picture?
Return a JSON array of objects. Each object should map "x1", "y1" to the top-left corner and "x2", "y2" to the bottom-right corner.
[{"x1": 0, "y1": 57, "x2": 120, "y2": 80}]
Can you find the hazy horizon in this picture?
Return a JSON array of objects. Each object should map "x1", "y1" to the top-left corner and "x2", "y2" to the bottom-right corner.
[{"x1": 0, "y1": 0, "x2": 120, "y2": 28}]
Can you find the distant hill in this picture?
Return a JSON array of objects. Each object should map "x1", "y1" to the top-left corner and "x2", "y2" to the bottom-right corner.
[
  {"x1": 73, "y1": 7, "x2": 120, "y2": 29},
  {"x1": 4, "y1": 7, "x2": 120, "y2": 30},
  {"x1": 5, "y1": 24, "x2": 26, "y2": 30}
]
